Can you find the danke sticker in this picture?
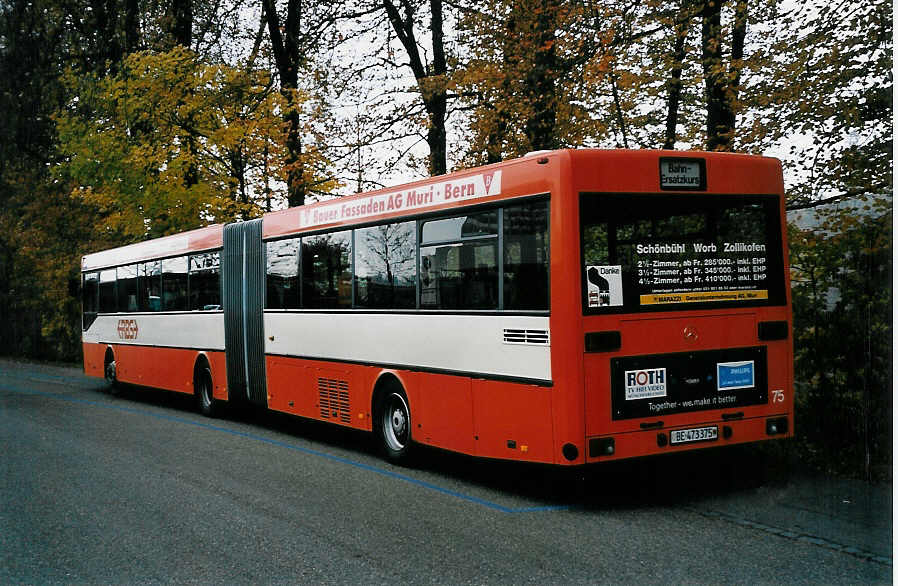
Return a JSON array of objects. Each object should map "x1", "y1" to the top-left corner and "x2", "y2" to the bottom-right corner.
[{"x1": 586, "y1": 265, "x2": 623, "y2": 307}]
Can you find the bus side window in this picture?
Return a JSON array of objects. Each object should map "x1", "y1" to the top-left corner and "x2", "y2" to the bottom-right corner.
[
  {"x1": 503, "y1": 200, "x2": 549, "y2": 310},
  {"x1": 420, "y1": 211, "x2": 498, "y2": 310},
  {"x1": 302, "y1": 231, "x2": 352, "y2": 309},
  {"x1": 98, "y1": 268, "x2": 117, "y2": 313},
  {"x1": 116, "y1": 264, "x2": 139, "y2": 312},
  {"x1": 266, "y1": 239, "x2": 300, "y2": 309},
  {"x1": 139, "y1": 261, "x2": 162, "y2": 312},
  {"x1": 190, "y1": 251, "x2": 221, "y2": 310},
  {"x1": 354, "y1": 221, "x2": 416, "y2": 309},
  {"x1": 162, "y1": 256, "x2": 188, "y2": 311},
  {"x1": 82, "y1": 272, "x2": 99, "y2": 329}
]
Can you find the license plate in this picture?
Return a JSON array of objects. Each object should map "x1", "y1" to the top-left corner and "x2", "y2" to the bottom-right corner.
[{"x1": 670, "y1": 426, "x2": 718, "y2": 445}]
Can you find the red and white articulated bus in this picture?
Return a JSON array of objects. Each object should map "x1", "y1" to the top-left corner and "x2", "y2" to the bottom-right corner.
[{"x1": 81, "y1": 149, "x2": 793, "y2": 466}]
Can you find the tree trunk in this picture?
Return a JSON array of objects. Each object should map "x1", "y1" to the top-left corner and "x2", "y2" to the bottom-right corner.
[
  {"x1": 0, "y1": 244, "x2": 13, "y2": 355},
  {"x1": 609, "y1": 68, "x2": 629, "y2": 148},
  {"x1": 124, "y1": 0, "x2": 140, "y2": 54},
  {"x1": 485, "y1": 12, "x2": 516, "y2": 164},
  {"x1": 169, "y1": 0, "x2": 193, "y2": 48},
  {"x1": 383, "y1": 0, "x2": 448, "y2": 176},
  {"x1": 700, "y1": 0, "x2": 735, "y2": 151},
  {"x1": 522, "y1": 0, "x2": 559, "y2": 152},
  {"x1": 427, "y1": 0, "x2": 447, "y2": 175},
  {"x1": 104, "y1": 0, "x2": 121, "y2": 66},
  {"x1": 663, "y1": 2, "x2": 690, "y2": 149},
  {"x1": 731, "y1": 0, "x2": 747, "y2": 78},
  {"x1": 89, "y1": 0, "x2": 120, "y2": 73},
  {"x1": 263, "y1": 0, "x2": 306, "y2": 207}
]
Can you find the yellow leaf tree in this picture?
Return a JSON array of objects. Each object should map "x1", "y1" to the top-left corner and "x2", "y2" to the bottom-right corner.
[{"x1": 55, "y1": 47, "x2": 335, "y2": 242}]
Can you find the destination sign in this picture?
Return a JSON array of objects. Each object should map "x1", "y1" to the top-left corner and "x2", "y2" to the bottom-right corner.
[{"x1": 659, "y1": 158, "x2": 705, "y2": 190}]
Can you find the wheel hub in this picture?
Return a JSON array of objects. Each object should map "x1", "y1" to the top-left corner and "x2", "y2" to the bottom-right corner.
[
  {"x1": 391, "y1": 408, "x2": 407, "y2": 436},
  {"x1": 382, "y1": 392, "x2": 410, "y2": 452}
]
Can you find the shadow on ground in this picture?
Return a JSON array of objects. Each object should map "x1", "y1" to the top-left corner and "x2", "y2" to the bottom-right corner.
[
  {"x1": 410, "y1": 442, "x2": 792, "y2": 510},
  {"x1": 107, "y1": 382, "x2": 799, "y2": 510}
]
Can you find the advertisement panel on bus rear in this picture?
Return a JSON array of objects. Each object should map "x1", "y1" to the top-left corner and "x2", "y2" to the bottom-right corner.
[
  {"x1": 609, "y1": 347, "x2": 768, "y2": 420},
  {"x1": 580, "y1": 193, "x2": 786, "y2": 313}
]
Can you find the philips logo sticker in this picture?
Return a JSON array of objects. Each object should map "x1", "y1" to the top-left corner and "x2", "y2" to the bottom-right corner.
[
  {"x1": 717, "y1": 361, "x2": 755, "y2": 390},
  {"x1": 624, "y1": 368, "x2": 667, "y2": 400}
]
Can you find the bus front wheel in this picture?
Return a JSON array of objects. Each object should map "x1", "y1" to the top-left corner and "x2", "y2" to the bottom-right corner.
[
  {"x1": 104, "y1": 350, "x2": 121, "y2": 396},
  {"x1": 375, "y1": 387, "x2": 413, "y2": 464}
]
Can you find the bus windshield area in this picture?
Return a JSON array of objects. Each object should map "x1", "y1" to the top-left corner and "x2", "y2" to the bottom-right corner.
[{"x1": 581, "y1": 193, "x2": 786, "y2": 313}]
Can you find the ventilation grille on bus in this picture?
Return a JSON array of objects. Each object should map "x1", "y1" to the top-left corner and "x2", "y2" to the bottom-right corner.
[
  {"x1": 503, "y1": 329, "x2": 550, "y2": 345},
  {"x1": 318, "y1": 378, "x2": 351, "y2": 423}
]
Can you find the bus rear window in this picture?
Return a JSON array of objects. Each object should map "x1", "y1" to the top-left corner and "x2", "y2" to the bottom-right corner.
[{"x1": 581, "y1": 193, "x2": 785, "y2": 313}]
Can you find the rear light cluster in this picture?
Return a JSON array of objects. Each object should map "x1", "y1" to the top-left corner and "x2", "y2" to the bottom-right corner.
[
  {"x1": 584, "y1": 331, "x2": 621, "y2": 353},
  {"x1": 588, "y1": 437, "x2": 615, "y2": 457},
  {"x1": 758, "y1": 320, "x2": 789, "y2": 340},
  {"x1": 766, "y1": 416, "x2": 789, "y2": 435}
]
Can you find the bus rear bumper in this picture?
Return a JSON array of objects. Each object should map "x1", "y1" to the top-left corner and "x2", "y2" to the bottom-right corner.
[{"x1": 586, "y1": 414, "x2": 792, "y2": 462}]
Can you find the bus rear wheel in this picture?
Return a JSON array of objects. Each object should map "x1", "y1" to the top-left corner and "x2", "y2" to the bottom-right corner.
[
  {"x1": 195, "y1": 366, "x2": 218, "y2": 417},
  {"x1": 375, "y1": 387, "x2": 413, "y2": 464}
]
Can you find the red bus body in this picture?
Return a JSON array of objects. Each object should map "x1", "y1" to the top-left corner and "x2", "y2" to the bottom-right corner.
[{"x1": 82, "y1": 149, "x2": 793, "y2": 465}]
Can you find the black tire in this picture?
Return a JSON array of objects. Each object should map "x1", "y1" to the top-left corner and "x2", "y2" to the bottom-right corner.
[
  {"x1": 375, "y1": 386, "x2": 413, "y2": 464},
  {"x1": 196, "y1": 366, "x2": 218, "y2": 417},
  {"x1": 104, "y1": 352, "x2": 122, "y2": 396}
]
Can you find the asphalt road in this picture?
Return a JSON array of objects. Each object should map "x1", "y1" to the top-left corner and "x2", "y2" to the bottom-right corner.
[{"x1": 1, "y1": 358, "x2": 891, "y2": 584}]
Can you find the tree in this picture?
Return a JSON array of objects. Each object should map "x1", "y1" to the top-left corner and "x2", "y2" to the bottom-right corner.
[
  {"x1": 747, "y1": 0, "x2": 892, "y2": 209},
  {"x1": 454, "y1": 0, "x2": 604, "y2": 163},
  {"x1": 789, "y1": 197, "x2": 892, "y2": 479},
  {"x1": 698, "y1": 0, "x2": 746, "y2": 150},
  {"x1": 262, "y1": 0, "x2": 343, "y2": 206},
  {"x1": 54, "y1": 48, "x2": 328, "y2": 240},
  {"x1": 662, "y1": 0, "x2": 691, "y2": 149},
  {"x1": 0, "y1": 0, "x2": 83, "y2": 358}
]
